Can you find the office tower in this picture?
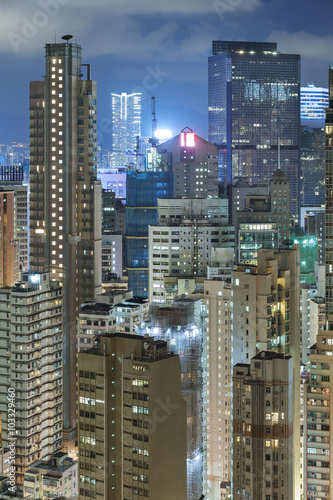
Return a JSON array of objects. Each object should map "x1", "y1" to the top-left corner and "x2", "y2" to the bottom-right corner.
[
  {"x1": 0, "y1": 273, "x2": 62, "y2": 484},
  {"x1": 126, "y1": 170, "x2": 174, "y2": 298},
  {"x1": 204, "y1": 276, "x2": 232, "y2": 499},
  {"x1": 157, "y1": 127, "x2": 219, "y2": 198},
  {"x1": 0, "y1": 166, "x2": 29, "y2": 274},
  {"x1": 111, "y1": 92, "x2": 141, "y2": 168},
  {"x1": 301, "y1": 126, "x2": 325, "y2": 205},
  {"x1": 209, "y1": 41, "x2": 300, "y2": 217},
  {"x1": 29, "y1": 41, "x2": 102, "y2": 445},
  {"x1": 232, "y1": 247, "x2": 301, "y2": 497},
  {"x1": 301, "y1": 84, "x2": 328, "y2": 121},
  {"x1": 234, "y1": 169, "x2": 290, "y2": 265},
  {"x1": 137, "y1": 298, "x2": 205, "y2": 500},
  {"x1": 23, "y1": 452, "x2": 78, "y2": 498},
  {"x1": 77, "y1": 333, "x2": 187, "y2": 499},
  {"x1": 148, "y1": 198, "x2": 233, "y2": 302},
  {"x1": 233, "y1": 352, "x2": 293, "y2": 500}
]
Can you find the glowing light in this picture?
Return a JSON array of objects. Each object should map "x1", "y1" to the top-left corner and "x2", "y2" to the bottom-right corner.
[{"x1": 155, "y1": 129, "x2": 172, "y2": 140}]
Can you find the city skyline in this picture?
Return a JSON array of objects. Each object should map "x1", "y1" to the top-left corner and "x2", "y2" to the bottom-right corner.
[{"x1": 0, "y1": 0, "x2": 332, "y2": 144}]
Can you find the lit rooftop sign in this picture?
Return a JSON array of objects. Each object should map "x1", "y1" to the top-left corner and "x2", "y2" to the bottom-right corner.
[{"x1": 181, "y1": 132, "x2": 195, "y2": 147}]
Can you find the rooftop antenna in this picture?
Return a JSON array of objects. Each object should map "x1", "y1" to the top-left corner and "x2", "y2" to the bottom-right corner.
[
  {"x1": 62, "y1": 35, "x2": 73, "y2": 44},
  {"x1": 54, "y1": 30, "x2": 56, "y2": 43}
]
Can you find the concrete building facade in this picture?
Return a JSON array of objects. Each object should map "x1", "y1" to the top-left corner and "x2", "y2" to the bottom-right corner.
[
  {"x1": 77, "y1": 333, "x2": 187, "y2": 499},
  {"x1": 0, "y1": 273, "x2": 62, "y2": 484}
]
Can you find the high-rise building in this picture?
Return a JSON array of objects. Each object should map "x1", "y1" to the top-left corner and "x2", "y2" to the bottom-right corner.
[
  {"x1": 232, "y1": 247, "x2": 301, "y2": 498},
  {"x1": 301, "y1": 84, "x2": 328, "y2": 121},
  {"x1": 0, "y1": 190, "x2": 16, "y2": 286},
  {"x1": 126, "y1": 170, "x2": 174, "y2": 298},
  {"x1": 300, "y1": 126, "x2": 325, "y2": 205},
  {"x1": 77, "y1": 333, "x2": 187, "y2": 499},
  {"x1": 233, "y1": 352, "x2": 294, "y2": 500},
  {"x1": 148, "y1": 198, "x2": 233, "y2": 302},
  {"x1": 0, "y1": 273, "x2": 62, "y2": 484},
  {"x1": 325, "y1": 66, "x2": 333, "y2": 325},
  {"x1": 137, "y1": 298, "x2": 205, "y2": 499},
  {"x1": 209, "y1": 41, "x2": 300, "y2": 217},
  {"x1": 204, "y1": 275, "x2": 232, "y2": 499},
  {"x1": 29, "y1": 41, "x2": 102, "y2": 446},
  {"x1": 157, "y1": 127, "x2": 219, "y2": 198},
  {"x1": 303, "y1": 65, "x2": 333, "y2": 499},
  {"x1": 0, "y1": 166, "x2": 29, "y2": 274},
  {"x1": 234, "y1": 169, "x2": 290, "y2": 265},
  {"x1": 111, "y1": 92, "x2": 141, "y2": 168}
]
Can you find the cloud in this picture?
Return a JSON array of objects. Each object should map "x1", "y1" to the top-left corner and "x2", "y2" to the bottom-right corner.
[
  {"x1": 267, "y1": 30, "x2": 333, "y2": 64},
  {"x1": 0, "y1": 0, "x2": 262, "y2": 57}
]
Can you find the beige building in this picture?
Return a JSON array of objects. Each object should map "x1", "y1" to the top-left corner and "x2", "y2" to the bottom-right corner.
[
  {"x1": 0, "y1": 273, "x2": 62, "y2": 484},
  {"x1": 233, "y1": 352, "x2": 294, "y2": 500},
  {"x1": 204, "y1": 277, "x2": 232, "y2": 499},
  {"x1": 305, "y1": 329, "x2": 333, "y2": 499},
  {"x1": 23, "y1": 452, "x2": 77, "y2": 499},
  {"x1": 77, "y1": 333, "x2": 187, "y2": 499},
  {"x1": 232, "y1": 247, "x2": 301, "y2": 498},
  {"x1": 30, "y1": 41, "x2": 102, "y2": 445}
]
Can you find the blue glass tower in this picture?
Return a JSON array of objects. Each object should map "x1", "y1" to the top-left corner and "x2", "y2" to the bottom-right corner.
[
  {"x1": 126, "y1": 171, "x2": 174, "y2": 297},
  {"x1": 209, "y1": 41, "x2": 300, "y2": 217}
]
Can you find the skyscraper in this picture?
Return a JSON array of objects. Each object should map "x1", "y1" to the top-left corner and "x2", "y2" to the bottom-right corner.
[
  {"x1": 29, "y1": 41, "x2": 102, "y2": 447},
  {"x1": 325, "y1": 66, "x2": 333, "y2": 325},
  {"x1": 208, "y1": 41, "x2": 300, "y2": 217},
  {"x1": 303, "y1": 65, "x2": 333, "y2": 499},
  {"x1": 126, "y1": 170, "x2": 173, "y2": 298},
  {"x1": 111, "y1": 92, "x2": 141, "y2": 168}
]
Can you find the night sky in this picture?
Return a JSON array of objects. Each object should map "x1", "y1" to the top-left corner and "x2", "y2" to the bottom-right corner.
[{"x1": 0, "y1": 0, "x2": 332, "y2": 146}]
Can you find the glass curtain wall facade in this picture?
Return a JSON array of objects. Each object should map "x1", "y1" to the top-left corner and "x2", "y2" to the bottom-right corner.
[
  {"x1": 209, "y1": 41, "x2": 300, "y2": 217},
  {"x1": 126, "y1": 171, "x2": 173, "y2": 297}
]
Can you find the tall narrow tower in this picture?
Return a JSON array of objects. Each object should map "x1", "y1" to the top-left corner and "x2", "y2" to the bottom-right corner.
[
  {"x1": 29, "y1": 40, "x2": 102, "y2": 447},
  {"x1": 325, "y1": 66, "x2": 333, "y2": 326},
  {"x1": 111, "y1": 92, "x2": 141, "y2": 168}
]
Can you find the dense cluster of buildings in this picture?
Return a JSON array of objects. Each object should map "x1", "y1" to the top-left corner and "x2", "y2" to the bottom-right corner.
[{"x1": 0, "y1": 37, "x2": 332, "y2": 500}]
